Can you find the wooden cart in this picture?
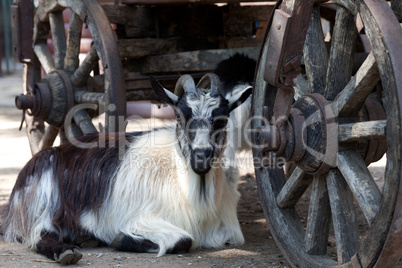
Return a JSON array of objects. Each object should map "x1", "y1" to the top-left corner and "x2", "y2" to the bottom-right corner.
[{"x1": 10, "y1": 0, "x2": 402, "y2": 267}]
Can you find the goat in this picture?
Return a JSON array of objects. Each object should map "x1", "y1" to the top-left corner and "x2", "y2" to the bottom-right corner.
[{"x1": 0, "y1": 73, "x2": 252, "y2": 264}]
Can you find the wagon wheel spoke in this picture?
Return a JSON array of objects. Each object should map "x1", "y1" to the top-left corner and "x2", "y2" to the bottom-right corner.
[
  {"x1": 337, "y1": 150, "x2": 382, "y2": 224},
  {"x1": 338, "y1": 120, "x2": 386, "y2": 142},
  {"x1": 34, "y1": 41, "x2": 55, "y2": 74},
  {"x1": 303, "y1": 7, "x2": 328, "y2": 95},
  {"x1": 304, "y1": 175, "x2": 330, "y2": 255},
  {"x1": 71, "y1": 45, "x2": 99, "y2": 87},
  {"x1": 49, "y1": 11, "x2": 67, "y2": 70},
  {"x1": 277, "y1": 166, "x2": 312, "y2": 208},
  {"x1": 334, "y1": 52, "x2": 380, "y2": 116},
  {"x1": 293, "y1": 74, "x2": 309, "y2": 100},
  {"x1": 324, "y1": 6, "x2": 357, "y2": 100},
  {"x1": 327, "y1": 168, "x2": 359, "y2": 264},
  {"x1": 64, "y1": 11, "x2": 82, "y2": 74},
  {"x1": 38, "y1": 125, "x2": 59, "y2": 151}
]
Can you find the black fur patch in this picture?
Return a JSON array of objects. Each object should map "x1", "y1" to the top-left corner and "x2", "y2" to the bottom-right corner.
[
  {"x1": 111, "y1": 233, "x2": 159, "y2": 253},
  {"x1": 167, "y1": 237, "x2": 192, "y2": 254},
  {"x1": 214, "y1": 53, "x2": 256, "y2": 96}
]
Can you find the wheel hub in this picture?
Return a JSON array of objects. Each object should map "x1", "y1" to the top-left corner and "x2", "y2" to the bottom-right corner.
[
  {"x1": 258, "y1": 93, "x2": 386, "y2": 173},
  {"x1": 15, "y1": 70, "x2": 74, "y2": 128}
]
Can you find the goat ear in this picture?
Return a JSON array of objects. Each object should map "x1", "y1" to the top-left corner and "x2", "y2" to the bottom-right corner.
[
  {"x1": 150, "y1": 77, "x2": 179, "y2": 105},
  {"x1": 227, "y1": 86, "x2": 252, "y2": 112}
]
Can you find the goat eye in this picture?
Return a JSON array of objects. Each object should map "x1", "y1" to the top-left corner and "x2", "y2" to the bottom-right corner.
[{"x1": 176, "y1": 115, "x2": 182, "y2": 121}]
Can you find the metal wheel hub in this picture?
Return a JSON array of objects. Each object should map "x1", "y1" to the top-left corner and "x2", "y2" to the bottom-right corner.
[{"x1": 15, "y1": 70, "x2": 74, "y2": 127}]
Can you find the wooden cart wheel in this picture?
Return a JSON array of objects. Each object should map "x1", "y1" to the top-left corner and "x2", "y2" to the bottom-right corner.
[
  {"x1": 16, "y1": 0, "x2": 125, "y2": 155},
  {"x1": 252, "y1": 0, "x2": 402, "y2": 267}
]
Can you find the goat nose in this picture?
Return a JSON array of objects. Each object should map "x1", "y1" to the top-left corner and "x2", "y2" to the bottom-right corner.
[{"x1": 195, "y1": 149, "x2": 213, "y2": 159}]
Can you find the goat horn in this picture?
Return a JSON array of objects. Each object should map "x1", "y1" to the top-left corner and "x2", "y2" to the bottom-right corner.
[
  {"x1": 174, "y1": 74, "x2": 196, "y2": 96},
  {"x1": 196, "y1": 73, "x2": 221, "y2": 94}
]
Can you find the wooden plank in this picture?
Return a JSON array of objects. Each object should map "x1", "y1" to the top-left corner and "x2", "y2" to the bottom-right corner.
[
  {"x1": 276, "y1": 166, "x2": 312, "y2": 209},
  {"x1": 334, "y1": 52, "x2": 380, "y2": 117},
  {"x1": 121, "y1": 0, "x2": 276, "y2": 4},
  {"x1": 303, "y1": 7, "x2": 328, "y2": 95},
  {"x1": 305, "y1": 175, "x2": 331, "y2": 255},
  {"x1": 223, "y1": 37, "x2": 263, "y2": 48},
  {"x1": 118, "y1": 37, "x2": 262, "y2": 58},
  {"x1": 327, "y1": 169, "x2": 359, "y2": 264},
  {"x1": 338, "y1": 120, "x2": 386, "y2": 142},
  {"x1": 337, "y1": 150, "x2": 382, "y2": 224},
  {"x1": 141, "y1": 47, "x2": 259, "y2": 74},
  {"x1": 222, "y1": 5, "x2": 274, "y2": 36},
  {"x1": 102, "y1": 5, "x2": 156, "y2": 38},
  {"x1": 324, "y1": 6, "x2": 357, "y2": 100}
]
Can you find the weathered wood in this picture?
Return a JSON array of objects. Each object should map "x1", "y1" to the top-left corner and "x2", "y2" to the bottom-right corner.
[
  {"x1": 305, "y1": 175, "x2": 331, "y2": 255},
  {"x1": 103, "y1": 5, "x2": 155, "y2": 38},
  {"x1": 75, "y1": 91, "x2": 105, "y2": 104},
  {"x1": 125, "y1": 73, "x2": 177, "y2": 91},
  {"x1": 118, "y1": 38, "x2": 217, "y2": 58},
  {"x1": 118, "y1": 37, "x2": 262, "y2": 59},
  {"x1": 38, "y1": 125, "x2": 59, "y2": 152},
  {"x1": 73, "y1": 109, "x2": 98, "y2": 135},
  {"x1": 64, "y1": 12, "x2": 82, "y2": 73},
  {"x1": 337, "y1": 150, "x2": 382, "y2": 224},
  {"x1": 303, "y1": 7, "x2": 328, "y2": 95},
  {"x1": 126, "y1": 89, "x2": 159, "y2": 102},
  {"x1": 333, "y1": 0, "x2": 358, "y2": 15},
  {"x1": 49, "y1": 11, "x2": 66, "y2": 70},
  {"x1": 338, "y1": 120, "x2": 386, "y2": 142},
  {"x1": 324, "y1": 6, "x2": 357, "y2": 100},
  {"x1": 141, "y1": 47, "x2": 259, "y2": 74},
  {"x1": 222, "y1": 37, "x2": 263, "y2": 49},
  {"x1": 121, "y1": 0, "x2": 276, "y2": 4},
  {"x1": 327, "y1": 168, "x2": 359, "y2": 264},
  {"x1": 334, "y1": 52, "x2": 380, "y2": 117},
  {"x1": 293, "y1": 74, "x2": 309, "y2": 100},
  {"x1": 391, "y1": 0, "x2": 402, "y2": 20},
  {"x1": 34, "y1": 41, "x2": 55, "y2": 73},
  {"x1": 222, "y1": 5, "x2": 274, "y2": 36},
  {"x1": 104, "y1": 4, "x2": 273, "y2": 38},
  {"x1": 276, "y1": 166, "x2": 312, "y2": 209},
  {"x1": 71, "y1": 45, "x2": 99, "y2": 87}
]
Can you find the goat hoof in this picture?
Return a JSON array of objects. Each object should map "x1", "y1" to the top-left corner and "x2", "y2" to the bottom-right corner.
[
  {"x1": 75, "y1": 235, "x2": 99, "y2": 248},
  {"x1": 56, "y1": 249, "x2": 82, "y2": 265},
  {"x1": 111, "y1": 232, "x2": 125, "y2": 249}
]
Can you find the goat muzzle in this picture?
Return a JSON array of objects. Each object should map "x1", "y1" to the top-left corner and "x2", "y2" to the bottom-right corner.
[{"x1": 190, "y1": 149, "x2": 214, "y2": 175}]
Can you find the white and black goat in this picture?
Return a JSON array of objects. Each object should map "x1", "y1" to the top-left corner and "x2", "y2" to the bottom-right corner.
[{"x1": 0, "y1": 73, "x2": 251, "y2": 264}]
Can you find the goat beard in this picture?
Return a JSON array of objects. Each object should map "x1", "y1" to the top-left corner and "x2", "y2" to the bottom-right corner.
[{"x1": 200, "y1": 174, "x2": 206, "y2": 201}]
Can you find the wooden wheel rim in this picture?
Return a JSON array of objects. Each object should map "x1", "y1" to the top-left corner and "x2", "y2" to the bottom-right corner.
[
  {"x1": 251, "y1": 0, "x2": 402, "y2": 267},
  {"x1": 26, "y1": 0, "x2": 126, "y2": 154}
]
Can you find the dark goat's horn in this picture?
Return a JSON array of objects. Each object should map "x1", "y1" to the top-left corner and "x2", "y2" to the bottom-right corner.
[
  {"x1": 196, "y1": 73, "x2": 221, "y2": 94},
  {"x1": 174, "y1": 75, "x2": 196, "y2": 96}
]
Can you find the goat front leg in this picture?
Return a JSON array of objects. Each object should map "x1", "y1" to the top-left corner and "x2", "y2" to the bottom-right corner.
[
  {"x1": 36, "y1": 231, "x2": 82, "y2": 265},
  {"x1": 112, "y1": 218, "x2": 193, "y2": 256},
  {"x1": 111, "y1": 232, "x2": 192, "y2": 254}
]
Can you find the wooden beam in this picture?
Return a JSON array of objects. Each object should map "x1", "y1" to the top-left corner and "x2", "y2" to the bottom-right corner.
[
  {"x1": 141, "y1": 47, "x2": 259, "y2": 73},
  {"x1": 121, "y1": 0, "x2": 277, "y2": 4}
]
